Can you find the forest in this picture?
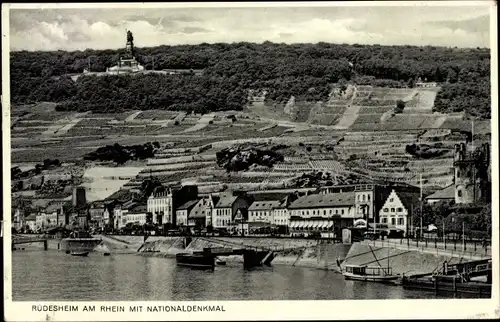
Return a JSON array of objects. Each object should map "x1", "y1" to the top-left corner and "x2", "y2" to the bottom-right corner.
[{"x1": 11, "y1": 42, "x2": 491, "y2": 118}]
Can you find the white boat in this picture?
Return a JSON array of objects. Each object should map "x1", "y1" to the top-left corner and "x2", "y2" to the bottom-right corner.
[
  {"x1": 341, "y1": 238, "x2": 400, "y2": 284},
  {"x1": 342, "y1": 265, "x2": 400, "y2": 283}
]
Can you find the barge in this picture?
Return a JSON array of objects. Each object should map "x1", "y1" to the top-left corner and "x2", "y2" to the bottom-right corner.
[{"x1": 176, "y1": 252, "x2": 215, "y2": 270}]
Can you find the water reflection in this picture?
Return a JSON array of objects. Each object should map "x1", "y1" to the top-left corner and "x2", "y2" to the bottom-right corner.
[{"x1": 12, "y1": 251, "x2": 434, "y2": 301}]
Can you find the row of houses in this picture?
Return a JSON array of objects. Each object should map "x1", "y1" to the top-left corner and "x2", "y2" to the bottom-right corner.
[{"x1": 14, "y1": 182, "x2": 425, "y2": 237}]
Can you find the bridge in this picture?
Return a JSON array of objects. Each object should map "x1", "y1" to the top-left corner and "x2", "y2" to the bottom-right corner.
[{"x1": 12, "y1": 235, "x2": 49, "y2": 250}]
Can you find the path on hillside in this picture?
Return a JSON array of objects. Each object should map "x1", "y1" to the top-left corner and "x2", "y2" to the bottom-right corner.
[
  {"x1": 183, "y1": 113, "x2": 215, "y2": 133},
  {"x1": 333, "y1": 86, "x2": 359, "y2": 129}
]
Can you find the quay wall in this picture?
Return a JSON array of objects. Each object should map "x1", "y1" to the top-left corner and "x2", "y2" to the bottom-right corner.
[
  {"x1": 137, "y1": 236, "x2": 351, "y2": 272},
  {"x1": 341, "y1": 243, "x2": 475, "y2": 276}
]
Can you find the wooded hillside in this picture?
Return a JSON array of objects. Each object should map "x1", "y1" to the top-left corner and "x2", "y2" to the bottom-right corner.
[{"x1": 11, "y1": 42, "x2": 490, "y2": 118}]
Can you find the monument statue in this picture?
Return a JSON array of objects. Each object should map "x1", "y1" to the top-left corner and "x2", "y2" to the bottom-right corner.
[{"x1": 127, "y1": 30, "x2": 134, "y2": 43}]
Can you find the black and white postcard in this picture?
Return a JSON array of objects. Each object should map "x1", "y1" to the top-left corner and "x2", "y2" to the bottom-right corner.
[{"x1": 2, "y1": 1, "x2": 498, "y2": 321}]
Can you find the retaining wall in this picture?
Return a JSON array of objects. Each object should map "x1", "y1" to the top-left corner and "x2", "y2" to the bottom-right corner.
[{"x1": 341, "y1": 243, "x2": 470, "y2": 276}]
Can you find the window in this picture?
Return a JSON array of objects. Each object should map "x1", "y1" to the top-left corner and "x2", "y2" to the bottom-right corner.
[
  {"x1": 323, "y1": 210, "x2": 326, "y2": 215},
  {"x1": 391, "y1": 218, "x2": 396, "y2": 225},
  {"x1": 384, "y1": 208, "x2": 389, "y2": 212},
  {"x1": 458, "y1": 190, "x2": 462, "y2": 197},
  {"x1": 341, "y1": 209, "x2": 345, "y2": 215},
  {"x1": 382, "y1": 217, "x2": 387, "y2": 223},
  {"x1": 389, "y1": 198, "x2": 394, "y2": 202},
  {"x1": 456, "y1": 170, "x2": 460, "y2": 178},
  {"x1": 398, "y1": 218, "x2": 404, "y2": 225},
  {"x1": 362, "y1": 195, "x2": 366, "y2": 201},
  {"x1": 368, "y1": 195, "x2": 371, "y2": 201},
  {"x1": 329, "y1": 210, "x2": 332, "y2": 214},
  {"x1": 391, "y1": 208, "x2": 395, "y2": 212},
  {"x1": 335, "y1": 209, "x2": 338, "y2": 214},
  {"x1": 397, "y1": 207, "x2": 403, "y2": 212}
]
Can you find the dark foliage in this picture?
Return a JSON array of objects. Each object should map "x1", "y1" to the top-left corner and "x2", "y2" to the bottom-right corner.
[
  {"x1": 216, "y1": 146, "x2": 284, "y2": 172},
  {"x1": 83, "y1": 142, "x2": 157, "y2": 164},
  {"x1": 405, "y1": 143, "x2": 449, "y2": 159},
  {"x1": 11, "y1": 42, "x2": 490, "y2": 118},
  {"x1": 11, "y1": 158, "x2": 62, "y2": 180}
]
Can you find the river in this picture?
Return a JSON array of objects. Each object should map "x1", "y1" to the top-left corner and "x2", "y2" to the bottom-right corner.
[{"x1": 12, "y1": 250, "x2": 438, "y2": 301}]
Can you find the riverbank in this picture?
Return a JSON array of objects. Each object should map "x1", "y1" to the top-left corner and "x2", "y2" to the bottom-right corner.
[
  {"x1": 15, "y1": 234, "x2": 486, "y2": 276},
  {"x1": 134, "y1": 236, "x2": 350, "y2": 272}
]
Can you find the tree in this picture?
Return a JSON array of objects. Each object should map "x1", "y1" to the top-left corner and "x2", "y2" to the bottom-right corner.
[{"x1": 395, "y1": 100, "x2": 405, "y2": 113}]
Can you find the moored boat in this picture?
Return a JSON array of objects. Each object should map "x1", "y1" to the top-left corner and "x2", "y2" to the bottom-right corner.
[
  {"x1": 342, "y1": 265, "x2": 400, "y2": 283},
  {"x1": 70, "y1": 251, "x2": 89, "y2": 257},
  {"x1": 176, "y1": 253, "x2": 215, "y2": 270}
]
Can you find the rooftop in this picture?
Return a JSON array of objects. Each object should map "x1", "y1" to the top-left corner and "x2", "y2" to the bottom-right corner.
[
  {"x1": 177, "y1": 199, "x2": 200, "y2": 211},
  {"x1": 128, "y1": 204, "x2": 147, "y2": 214},
  {"x1": 248, "y1": 200, "x2": 281, "y2": 211},
  {"x1": 189, "y1": 198, "x2": 211, "y2": 218},
  {"x1": 214, "y1": 192, "x2": 238, "y2": 208},
  {"x1": 425, "y1": 185, "x2": 455, "y2": 201},
  {"x1": 288, "y1": 192, "x2": 356, "y2": 209}
]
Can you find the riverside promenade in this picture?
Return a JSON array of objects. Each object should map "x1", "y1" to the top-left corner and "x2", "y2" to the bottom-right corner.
[{"x1": 363, "y1": 238, "x2": 491, "y2": 260}]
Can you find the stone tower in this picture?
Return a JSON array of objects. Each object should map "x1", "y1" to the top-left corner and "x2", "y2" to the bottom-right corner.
[{"x1": 453, "y1": 143, "x2": 490, "y2": 204}]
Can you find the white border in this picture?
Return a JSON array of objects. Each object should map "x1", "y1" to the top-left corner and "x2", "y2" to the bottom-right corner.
[{"x1": 2, "y1": 1, "x2": 499, "y2": 321}]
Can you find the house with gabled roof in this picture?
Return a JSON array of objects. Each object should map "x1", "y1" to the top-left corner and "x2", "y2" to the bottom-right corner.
[
  {"x1": 188, "y1": 198, "x2": 211, "y2": 228},
  {"x1": 176, "y1": 199, "x2": 200, "y2": 227},
  {"x1": 208, "y1": 191, "x2": 249, "y2": 229},
  {"x1": 379, "y1": 189, "x2": 420, "y2": 236}
]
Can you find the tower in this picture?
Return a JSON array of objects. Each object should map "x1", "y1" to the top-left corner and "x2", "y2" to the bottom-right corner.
[
  {"x1": 453, "y1": 143, "x2": 490, "y2": 204},
  {"x1": 72, "y1": 186, "x2": 87, "y2": 208}
]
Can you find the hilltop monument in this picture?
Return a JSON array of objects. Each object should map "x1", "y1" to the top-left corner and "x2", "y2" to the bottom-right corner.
[{"x1": 106, "y1": 30, "x2": 145, "y2": 74}]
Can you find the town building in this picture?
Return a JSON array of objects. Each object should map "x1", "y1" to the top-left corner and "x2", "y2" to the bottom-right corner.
[
  {"x1": 425, "y1": 185, "x2": 455, "y2": 205},
  {"x1": 247, "y1": 200, "x2": 281, "y2": 225},
  {"x1": 288, "y1": 192, "x2": 359, "y2": 238},
  {"x1": 319, "y1": 183, "x2": 420, "y2": 224},
  {"x1": 208, "y1": 192, "x2": 249, "y2": 229},
  {"x1": 25, "y1": 214, "x2": 37, "y2": 232},
  {"x1": 378, "y1": 189, "x2": 420, "y2": 236},
  {"x1": 35, "y1": 212, "x2": 45, "y2": 230},
  {"x1": 103, "y1": 206, "x2": 113, "y2": 227},
  {"x1": 12, "y1": 207, "x2": 24, "y2": 231},
  {"x1": 114, "y1": 200, "x2": 137, "y2": 229},
  {"x1": 272, "y1": 195, "x2": 296, "y2": 227},
  {"x1": 44, "y1": 202, "x2": 63, "y2": 228},
  {"x1": 453, "y1": 143, "x2": 490, "y2": 204},
  {"x1": 187, "y1": 199, "x2": 209, "y2": 229},
  {"x1": 89, "y1": 201, "x2": 106, "y2": 228},
  {"x1": 125, "y1": 204, "x2": 148, "y2": 227},
  {"x1": 176, "y1": 199, "x2": 199, "y2": 227},
  {"x1": 147, "y1": 185, "x2": 198, "y2": 228}
]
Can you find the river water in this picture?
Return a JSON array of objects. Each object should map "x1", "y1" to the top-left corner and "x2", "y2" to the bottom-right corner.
[{"x1": 12, "y1": 250, "x2": 437, "y2": 301}]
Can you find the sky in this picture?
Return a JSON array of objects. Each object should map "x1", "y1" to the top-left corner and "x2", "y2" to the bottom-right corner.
[{"x1": 8, "y1": 4, "x2": 492, "y2": 51}]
